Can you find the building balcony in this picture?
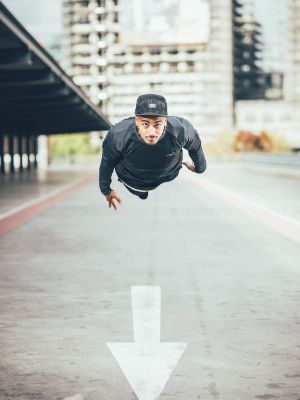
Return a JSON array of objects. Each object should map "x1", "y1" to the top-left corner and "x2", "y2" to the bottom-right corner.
[
  {"x1": 93, "y1": 23, "x2": 106, "y2": 33},
  {"x1": 96, "y1": 57, "x2": 108, "y2": 67},
  {"x1": 73, "y1": 75, "x2": 93, "y2": 86},
  {"x1": 97, "y1": 40, "x2": 107, "y2": 49},
  {"x1": 95, "y1": 6, "x2": 106, "y2": 14},
  {"x1": 73, "y1": 2, "x2": 89, "y2": 12},
  {"x1": 74, "y1": 74, "x2": 107, "y2": 86},
  {"x1": 72, "y1": 23, "x2": 92, "y2": 34},
  {"x1": 73, "y1": 55, "x2": 94, "y2": 64},
  {"x1": 98, "y1": 91, "x2": 108, "y2": 101},
  {"x1": 109, "y1": 55, "x2": 127, "y2": 64},
  {"x1": 105, "y1": 15, "x2": 120, "y2": 26},
  {"x1": 72, "y1": 43, "x2": 94, "y2": 53},
  {"x1": 72, "y1": 36, "x2": 90, "y2": 45},
  {"x1": 111, "y1": 73, "x2": 202, "y2": 87}
]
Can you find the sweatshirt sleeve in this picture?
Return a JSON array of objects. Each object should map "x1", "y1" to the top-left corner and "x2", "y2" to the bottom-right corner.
[
  {"x1": 99, "y1": 129, "x2": 122, "y2": 195},
  {"x1": 181, "y1": 118, "x2": 207, "y2": 174}
]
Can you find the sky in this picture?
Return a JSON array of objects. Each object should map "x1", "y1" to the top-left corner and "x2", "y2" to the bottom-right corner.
[
  {"x1": 2, "y1": 0, "x2": 62, "y2": 46},
  {"x1": 2, "y1": 0, "x2": 288, "y2": 70}
]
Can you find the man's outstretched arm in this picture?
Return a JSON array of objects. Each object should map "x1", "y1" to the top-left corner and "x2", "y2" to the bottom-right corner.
[
  {"x1": 99, "y1": 130, "x2": 123, "y2": 210},
  {"x1": 180, "y1": 118, "x2": 207, "y2": 173},
  {"x1": 99, "y1": 157, "x2": 116, "y2": 195},
  {"x1": 187, "y1": 145, "x2": 206, "y2": 173}
]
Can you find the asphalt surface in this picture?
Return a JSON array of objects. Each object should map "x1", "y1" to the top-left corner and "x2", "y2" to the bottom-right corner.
[
  {"x1": 0, "y1": 167, "x2": 93, "y2": 216},
  {"x1": 0, "y1": 164, "x2": 300, "y2": 400}
]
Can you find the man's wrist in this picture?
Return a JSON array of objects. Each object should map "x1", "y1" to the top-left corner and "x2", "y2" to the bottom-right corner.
[{"x1": 103, "y1": 189, "x2": 113, "y2": 196}]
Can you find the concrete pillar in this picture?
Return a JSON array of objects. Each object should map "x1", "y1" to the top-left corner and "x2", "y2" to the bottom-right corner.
[
  {"x1": 33, "y1": 136, "x2": 38, "y2": 169},
  {"x1": 37, "y1": 135, "x2": 48, "y2": 170},
  {"x1": 8, "y1": 134, "x2": 15, "y2": 174},
  {"x1": 47, "y1": 135, "x2": 52, "y2": 165},
  {"x1": 0, "y1": 133, "x2": 5, "y2": 174},
  {"x1": 18, "y1": 135, "x2": 23, "y2": 172},
  {"x1": 26, "y1": 135, "x2": 31, "y2": 171}
]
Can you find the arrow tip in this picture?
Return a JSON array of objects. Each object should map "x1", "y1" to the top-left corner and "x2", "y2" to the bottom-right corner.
[{"x1": 107, "y1": 343, "x2": 187, "y2": 400}]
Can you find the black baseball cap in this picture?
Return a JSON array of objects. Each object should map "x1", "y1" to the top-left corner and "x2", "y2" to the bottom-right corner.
[{"x1": 135, "y1": 94, "x2": 168, "y2": 117}]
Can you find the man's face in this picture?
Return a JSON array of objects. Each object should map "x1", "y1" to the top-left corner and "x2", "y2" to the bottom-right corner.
[{"x1": 135, "y1": 116, "x2": 167, "y2": 145}]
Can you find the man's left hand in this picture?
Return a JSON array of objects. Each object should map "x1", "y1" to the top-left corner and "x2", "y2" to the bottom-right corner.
[{"x1": 182, "y1": 161, "x2": 196, "y2": 172}]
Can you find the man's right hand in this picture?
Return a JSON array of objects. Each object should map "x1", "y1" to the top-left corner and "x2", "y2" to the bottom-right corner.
[{"x1": 105, "y1": 190, "x2": 122, "y2": 211}]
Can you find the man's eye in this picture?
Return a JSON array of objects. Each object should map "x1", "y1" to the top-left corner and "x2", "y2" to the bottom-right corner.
[{"x1": 142, "y1": 123, "x2": 149, "y2": 127}]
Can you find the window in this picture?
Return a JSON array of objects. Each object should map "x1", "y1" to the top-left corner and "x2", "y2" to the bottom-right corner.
[
  {"x1": 114, "y1": 32, "x2": 119, "y2": 43},
  {"x1": 151, "y1": 63, "x2": 160, "y2": 73},
  {"x1": 150, "y1": 48, "x2": 161, "y2": 55},
  {"x1": 186, "y1": 61, "x2": 194, "y2": 72},
  {"x1": 242, "y1": 65, "x2": 250, "y2": 72},
  {"x1": 170, "y1": 63, "x2": 178, "y2": 72},
  {"x1": 133, "y1": 63, "x2": 143, "y2": 73}
]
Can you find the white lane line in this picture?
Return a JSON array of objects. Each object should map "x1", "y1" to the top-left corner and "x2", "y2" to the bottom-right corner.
[
  {"x1": 63, "y1": 394, "x2": 84, "y2": 400},
  {"x1": 184, "y1": 174, "x2": 300, "y2": 245},
  {"x1": 131, "y1": 285, "x2": 161, "y2": 343},
  {"x1": 107, "y1": 286, "x2": 187, "y2": 400}
]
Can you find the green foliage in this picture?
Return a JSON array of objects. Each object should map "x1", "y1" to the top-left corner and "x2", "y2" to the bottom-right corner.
[{"x1": 50, "y1": 133, "x2": 101, "y2": 156}]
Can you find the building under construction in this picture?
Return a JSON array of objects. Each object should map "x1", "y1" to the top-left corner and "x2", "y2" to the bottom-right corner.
[{"x1": 232, "y1": 0, "x2": 283, "y2": 101}]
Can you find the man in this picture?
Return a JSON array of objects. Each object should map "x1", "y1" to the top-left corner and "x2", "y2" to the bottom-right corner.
[{"x1": 99, "y1": 94, "x2": 206, "y2": 210}]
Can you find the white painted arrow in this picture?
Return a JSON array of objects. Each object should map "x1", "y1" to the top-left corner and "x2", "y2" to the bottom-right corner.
[{"x1": 107, "y1": 286, "x2": 187, "y2": 400}]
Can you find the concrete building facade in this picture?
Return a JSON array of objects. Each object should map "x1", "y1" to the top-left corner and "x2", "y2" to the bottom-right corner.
[
  {"x1": 62, "y1": 0, "x2": 300, "y2": 147},
  {"x1": 285, "y1": 0, "x2": 300, "y2": 102},
  {"x1": 63, "y1": 0, "x2": 235, "y2": 142},
  {"x1": 236, "y1": 0, "x2": 300, "y2": 148},
  {"x1": 62, "y1": 0, "x2": 120, "y2": 112},
  {"x1": 107, "y1": 0, "x2": 234, "y2": 141}
]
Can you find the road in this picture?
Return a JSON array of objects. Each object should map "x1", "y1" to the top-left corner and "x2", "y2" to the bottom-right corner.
[{"x1": 0, "y1": 163, "x2": 299, "y2": 400}]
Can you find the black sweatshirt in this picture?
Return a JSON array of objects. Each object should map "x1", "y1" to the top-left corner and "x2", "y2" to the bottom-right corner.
[{"x1": 99, "y1": 116, "x2": 206, "y2": 195}]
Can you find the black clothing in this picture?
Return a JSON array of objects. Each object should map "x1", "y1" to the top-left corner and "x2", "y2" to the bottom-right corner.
[{"x1": 99, "y1": 116, "x2": 206, "y2": 195}]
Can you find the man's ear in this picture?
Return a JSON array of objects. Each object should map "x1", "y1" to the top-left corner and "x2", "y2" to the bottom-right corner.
[{"x1": 135, "y1": 117, "x2": 139, "y2": 133}]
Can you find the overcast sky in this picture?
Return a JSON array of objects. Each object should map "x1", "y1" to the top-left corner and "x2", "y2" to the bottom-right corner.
[{"x1": 2, "y1": 0, "x2": 62, "y2": 46}]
